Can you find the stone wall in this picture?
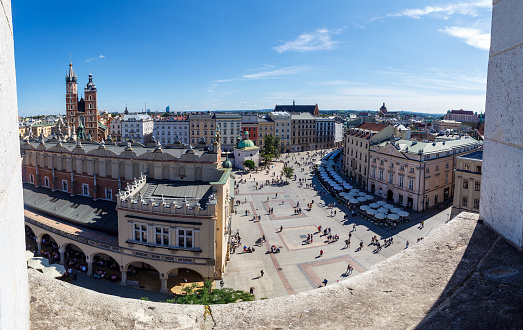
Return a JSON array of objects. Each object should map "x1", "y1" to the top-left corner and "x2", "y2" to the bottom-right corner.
[
  {"x1": 0, "y1": 0, "x2": 30, "y2": 328},
  {"x1": 480, "y1": 0, "x2": 523, "y2": 249}
]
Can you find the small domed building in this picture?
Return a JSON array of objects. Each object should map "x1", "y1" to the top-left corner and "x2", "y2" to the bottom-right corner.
[{"x1": 233, "y1": 131, "x2": 260, "y2": 170}]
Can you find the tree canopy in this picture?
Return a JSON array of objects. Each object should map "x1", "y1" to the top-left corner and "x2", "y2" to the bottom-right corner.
[
  {"x1": 281, "y1": 166, "x2": 294, "y2": 179},
  {"x1": 243, "y1": 160, "x2": 256, "y2": 170},
  {"x1": 164, "y1": 280, "x2": 255, "y2": 305},
  {"x1": 260, "y1": 134, "x2": 281, "y2": 163}
]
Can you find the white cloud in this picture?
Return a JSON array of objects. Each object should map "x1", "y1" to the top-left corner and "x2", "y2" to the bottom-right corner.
[
  {"x1": 273, "y1": 28, "x2": 343, "y2": 53},
  {"x1": 242, "y1": 66, "x2": 308, "y2": 79},
  {"x1": 388, "y1": 0, "x2": 491, "y2": 19},
  {"x1": 440, "y1": 26, "x2": 490, "y2": 50},
  {"x1": 86, "y1": 55, "x2": 106, "y2": 62}
]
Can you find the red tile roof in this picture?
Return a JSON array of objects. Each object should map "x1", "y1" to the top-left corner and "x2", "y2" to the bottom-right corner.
[{"x1": 355, "y1": 123, "x2": 389, "y2": 132}]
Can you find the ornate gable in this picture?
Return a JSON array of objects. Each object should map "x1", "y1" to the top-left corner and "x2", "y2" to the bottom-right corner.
[{"x1": 376, "y1": 142, "x2": 407, "y2": 159}]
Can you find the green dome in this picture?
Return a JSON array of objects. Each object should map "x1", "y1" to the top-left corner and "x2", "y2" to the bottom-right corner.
[
  {"x1": 238, "y1": 138, "x2": 255, "y2": 149},
  {"x1": 222, "y1": 159, "x2": 232, "y2": 168}
]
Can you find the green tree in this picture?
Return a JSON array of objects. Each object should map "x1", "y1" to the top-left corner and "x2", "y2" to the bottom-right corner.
[
  {"x1": 243, "y1": 160, "x2": 256, "y2": 170},
  {"x1": 260, "y1": 134, "x2": 281, "y2": 164},
  {"x1": 171, "y1": 280, "x2": 255, "y2": 305},
  {"x1": 281, "y1": 167, "x2": 294, "y2": 180}
]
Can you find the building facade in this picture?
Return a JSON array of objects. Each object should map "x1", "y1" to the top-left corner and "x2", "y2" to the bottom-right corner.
[
  {"x1": 268, "y1": 111, "x2": 291, "y2": 152},
  {"x1": 444, "y1": 110, "x2": 479, "y2": 123},
  {"x1": 343, "y1": 123, "x2": 394, "y2": 189},
  {"x1": 109, "y1": 116, "x2": 122, "y2": 142},
  {"x1": 256, "y1": 116, "x2": 275, "y2": 149},
  {"x1": 433, "y1": 120, "x2": 462, "y2": 133},
  {"x1": 315, "y1": 117, "x2": 335, "y2": 149},
  {"x1": 241, "y1": 114, "x2": 258, "y2": 147},
  {"x1": 215, "y1": 113, "x2": 242, "y2": 151},
  {"x1": 453, "y1": 150, "x2": 482, "y2": 213},
  {"x1": 122, "y1": 114, "x2": 154, "y2": 144},
  {"x1": 291, "y1": 112, "x2": 316, "y2": 152},
  {"x1": 368, "y1": 137, "x2": 482, "y2": 211},
  {"x1": 189, "y1": 112, "x2": 216, "y2": 146},
  {"x1": 153, "y1": 116, "x2": 190, "y2": 145}
]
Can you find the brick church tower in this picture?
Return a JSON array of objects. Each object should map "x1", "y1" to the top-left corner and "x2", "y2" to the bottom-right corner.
[
  {"x1": 65, "y1": 59, "x2": 78, "y2": 131},
  {"x1": 65, "y1": 59, "x2": 106, "y2": 141}
]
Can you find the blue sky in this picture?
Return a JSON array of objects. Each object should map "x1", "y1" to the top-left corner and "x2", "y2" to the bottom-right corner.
[{"x1": 12, "y1": 0, "x2": 492, "y2": 116}]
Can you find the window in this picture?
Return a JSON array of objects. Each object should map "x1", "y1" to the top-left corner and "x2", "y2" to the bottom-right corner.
[
  {"x1": 379, "y1": 170, "x2": 384, "y2": 181},
  {"x1": 178, "y1": 229, "x2": 193, "y2": 248},
  {"x1": 389, "y1": 173, "x2": 394, "y2": 184},
  {"x1": 477, "y1": 166, "x2": 482, "y2": 173},
  {"x1": 474, "y1": 199, "x2": 480, "y2": 209},
  {"x1": 398, "y1": 194, "x2": 403, "y2": 205},
  {"x1": 425, "y1": 167, "x2": 430, "y2": 173},
  {"x1": 155, "y1": 227, "x2": 170, "y2": 246},
  {"x1": 44, "y1": 176, "x2": 49, "y2": 187},
  {"x1": 475, "y1": 181, "x2": 480, "y2": 191},
  {"x1": 462, "y1": 197, "x2": 468, "y2": 207},
  {"x1": 134, "y1": 223, "x2": 148, "y2": 242},
  {"x1": 399, "y1": 176, "x2": 404, "y2": 187},
  {"x1": 463, "y1": 180, "x2": 469, "y2": 189},
  {"x1": 436, "y1": 165, "x2": 439, "y2": 171},
  {"x1": 445, "y1": 173, "x2": 449, "y2": 183},
  {"x1": 400, "y1": 165, "x2": 405, "y2": 171},
  {"x1": 465, "y1": 163, "x2": 470, "y2": 171},
  {"x1": 410, "y1": 168, "x2": 415, "y2": 173},
  {"x1": 408, "y1": 179, "x2": 414, "y2": 190},
  {"x1": 82, "y1": 184, "x2": 89, "y2": 196},
  {"x1": 372, "y1": 168, "x2": 376, "y2": 178},
  {"x1": 105, "y1": 188, "x2": 112, "y2": 200},
  {"x1": 62, "y1": 180, "x2": 68, "y2": 192}
]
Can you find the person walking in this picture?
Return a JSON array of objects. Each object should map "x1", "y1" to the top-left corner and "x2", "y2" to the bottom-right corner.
[
  {"x1": 250, "y1": 287, "x2": 254, "y2": 295},
  {"x1": 260, "y1": 270, "x2": 264, "y2": 277},
  {"x1": 320, "y1": 249, "x2": 323, "y2": 257},
  {"x1": 220, "y1": 280, "x2": 224, "y2": 288},
  {"x1": 280, "y1": 225, "x2": 283, "y2": 232},
  {"x1": 322, "y1": 278, "x2": 328, "y2": 286},
  {"x1": 406, "y1": 241, "x2": 409, "y2": 248},
  {"x1": 353, "y1": 224, "x2": 356, "y2": 232}
]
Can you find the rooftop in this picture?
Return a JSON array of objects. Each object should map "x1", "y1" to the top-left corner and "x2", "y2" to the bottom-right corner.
[
  {"x1": 136, "y1": 180, "x2": 214, "y2": 208},
  {"x1": 290, "y1": 112, "x2": 315, "y2": 120},
  {"x1": 22, "y1": 139, "x2": 206, "y2": 158},
  {"x1": 377, "y1": 137, "x2": 482, "y2": 155},
  {"x1": 23, "y1": 184, "x2": 118, "y2": 235},
  {"x1": 457, "y1": 150, "x2": 483, "y2": 162}
]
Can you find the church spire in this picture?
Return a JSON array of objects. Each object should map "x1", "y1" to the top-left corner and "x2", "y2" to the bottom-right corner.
[{"x1": 66, "y1": 55, "x2": 77, "y2": 83}]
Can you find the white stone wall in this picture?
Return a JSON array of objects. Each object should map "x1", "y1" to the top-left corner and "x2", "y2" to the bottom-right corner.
[
  {"x1": 480, "y1": 0, "x2": 523, "y2": 249},
  {"x1": 0, "y1": 0, "x2": 30, "y2": 328}
]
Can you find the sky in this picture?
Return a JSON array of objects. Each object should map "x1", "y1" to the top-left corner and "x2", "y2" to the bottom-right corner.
[{"x1": 12, "y1": 0, "x2": 492, "y2": 116}]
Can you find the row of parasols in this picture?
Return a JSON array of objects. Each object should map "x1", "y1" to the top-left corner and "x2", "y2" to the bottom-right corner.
[
  {"x1": 317, "y1": 150, "x2": 410, "y2": 221},
  {"x1": 360, "y1": 201, "x2": 410, "y2": 220},
  {"x1": 26, "y1": 250, "x2": 67, "y2": 278}
]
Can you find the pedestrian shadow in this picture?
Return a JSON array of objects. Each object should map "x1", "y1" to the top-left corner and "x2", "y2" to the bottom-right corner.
[
  {"x1": 315, "y1": 255, "x2": 321, "y2": 259},
  {"x1": 252, "y1": 276, "x2": 261, "y2": 280}
]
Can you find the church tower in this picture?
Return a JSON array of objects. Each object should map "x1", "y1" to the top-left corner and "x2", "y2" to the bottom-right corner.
[
  {"x1": 65, "y1": 59, "x2": 78, "y2": 130},
  {"x1": 83, "y1": 73, "x2": 100, "y2": 139}
]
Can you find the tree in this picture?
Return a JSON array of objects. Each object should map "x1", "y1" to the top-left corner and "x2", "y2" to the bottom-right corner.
[
  {"x1": 243, "y1": 160, "x2": 256, "y2": 170},
  {"x1": 260, "y1": 134, "x2": 281, "y2": 164},
  {"x1": 281, "y1": 167, "x2": 294, "y2": 180},
  {"x1": 169, "y1": 280, "x2": 255, "y2": 305}
]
